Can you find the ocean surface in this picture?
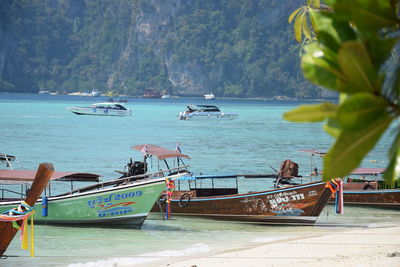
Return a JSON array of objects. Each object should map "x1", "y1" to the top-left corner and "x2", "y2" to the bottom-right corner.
[{"x1": 0, "y1": 93, "x2": 397, "y2": 267}]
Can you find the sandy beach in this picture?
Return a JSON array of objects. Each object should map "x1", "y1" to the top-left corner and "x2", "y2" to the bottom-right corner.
[{"x1": 156, "y1": 226, "x2": 400, "y2": 267}]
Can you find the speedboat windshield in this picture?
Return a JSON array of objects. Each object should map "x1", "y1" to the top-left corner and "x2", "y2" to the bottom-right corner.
[
  {"x1": 114, "y1": 104, "x2": 127, "y2": 110},
  {"x1": 91, "y1": 103, "x2": 128, "y2": 110},
  {"x1": 187, "y1": 105, "x2": 220, "y2": 112}
]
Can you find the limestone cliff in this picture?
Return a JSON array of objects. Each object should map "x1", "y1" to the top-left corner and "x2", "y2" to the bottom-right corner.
[{"x1": 0, "y1": 0, "x2": 318, "y2": 98}]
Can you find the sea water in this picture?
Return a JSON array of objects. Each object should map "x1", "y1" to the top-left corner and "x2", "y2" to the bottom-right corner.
[{"x1": 0, "y1": 93, "x2": 396, "y2": 267}]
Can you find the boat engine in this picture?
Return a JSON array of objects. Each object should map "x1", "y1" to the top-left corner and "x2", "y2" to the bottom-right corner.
[
  {"x1": 178, "y1": 111, "x2": 187, "y2": 120},
  {"x1": 274, "y1": 159, "x2": 301, "y2": 188},
  {"x1": 121, "y1": 158, "x2": 147, "y2": 179}
]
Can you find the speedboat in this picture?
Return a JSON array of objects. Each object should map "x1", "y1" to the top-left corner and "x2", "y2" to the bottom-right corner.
[
  {"x1": 0, "y1": 153, "x2": 22, "y2": 169},
  {"x1": 204, "y1": 93, "x2": 215, "y2": 100},
  {"x1": 81, "y1": 90, "x2": 101, "y2": 97},
  {"x1": 67, "y1": 103, "x2": 132, "y2": 116},
  {"x1": 178, "y1": 104, "x2": 238, "y2": 120}
]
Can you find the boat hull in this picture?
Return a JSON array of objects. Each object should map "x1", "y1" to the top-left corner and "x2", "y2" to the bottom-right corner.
[
  {"x1": 153, "y1": 182, "x2": 331, "y2": 225},
  {"x1": 70, "y1": 108, "x2": 131, "y2": 116},
  {"x1": 180, "y1": 112, "x2": 238, "y2": 120},
  {"x1": 331, "y1": 189, "x2": 400, "y2": 209},
  {"x1": 0, "y1": 179, "x2": 166, "y2": 228}
]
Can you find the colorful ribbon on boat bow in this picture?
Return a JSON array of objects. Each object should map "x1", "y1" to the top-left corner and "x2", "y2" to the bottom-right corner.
[
  {"x1": 325, "y1": 179, "x2": 344, "y2": 214},
  {"x1": 0, "y1": 201, "x2": 36, "y2": 257},
  {"x1": 165, "y1": 177, "x2": 175, "y2": 220}
]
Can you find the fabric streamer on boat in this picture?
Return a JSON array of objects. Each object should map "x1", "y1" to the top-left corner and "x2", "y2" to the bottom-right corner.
[
  {"x1": 335, "y1": 180, "x2": 344, "y2": 215},
  {"x1": 0, "y1": 201, "x2": 36, "y2": 257},
  {"x1": 325, "y1": 179, "x2": 344, "y2": 214},
  {"x1": 165, "y1": 177, "x2": 175, "y2": 220}
]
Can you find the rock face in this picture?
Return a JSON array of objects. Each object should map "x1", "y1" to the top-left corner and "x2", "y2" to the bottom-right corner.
[
  {"x1": 104, "y1": 0, "x2": 225, "y2": 96},
  {"x1": 0, "y1": 0, "x2": 315, "y2": 98}
]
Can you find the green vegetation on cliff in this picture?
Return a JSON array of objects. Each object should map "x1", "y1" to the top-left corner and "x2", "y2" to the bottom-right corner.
[{"x1": 0, "y1": 0, "x2": 324, "y2": 98}]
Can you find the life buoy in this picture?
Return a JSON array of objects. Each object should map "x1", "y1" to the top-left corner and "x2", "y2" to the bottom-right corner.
[{"x1": 179, "y1": 193, "x2": 191, "y2": 208}]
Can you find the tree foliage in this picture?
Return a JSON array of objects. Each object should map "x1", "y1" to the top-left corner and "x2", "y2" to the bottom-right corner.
[{"x1": 285, "y1": 0, "x2": 400, "y2": 185}]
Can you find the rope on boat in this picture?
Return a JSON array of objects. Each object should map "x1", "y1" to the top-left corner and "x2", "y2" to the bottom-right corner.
[{"x1": 0, "y1": 201, "x2": 36, "y2": 257}]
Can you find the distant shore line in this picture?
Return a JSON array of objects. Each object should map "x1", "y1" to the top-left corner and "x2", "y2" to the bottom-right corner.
[{"x1": 0, "y1": 92, "x2": 337, "y2": 102}]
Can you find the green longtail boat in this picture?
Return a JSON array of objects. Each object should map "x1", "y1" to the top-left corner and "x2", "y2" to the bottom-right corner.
[
  {"x1": 0, "y1": 170, "x2": 185, "y2": 228},
  {"x1": 0, "y1": 145, "x2": 190, "y2": 228}
]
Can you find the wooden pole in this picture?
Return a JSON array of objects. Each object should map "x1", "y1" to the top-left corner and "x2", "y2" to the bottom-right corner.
[{"x1": 0, "y1": 163, "x2": 54, "y2": 256}]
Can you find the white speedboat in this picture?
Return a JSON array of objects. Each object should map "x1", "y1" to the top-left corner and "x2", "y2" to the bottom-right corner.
[
  {"x1": 81, "y1": 90, "x2": 101, "y2": 97},
  {"x1": 178, "y1": 104, "x2": 238, "y2": 120},
  {"x1": 204, "y1": 93, "x2": 215, "y2": 100},
  {"x1": 67, "y1": 103, "x2": 132, "y2": 116}
]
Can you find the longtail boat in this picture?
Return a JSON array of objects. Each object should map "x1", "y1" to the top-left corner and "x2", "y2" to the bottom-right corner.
[
  {"x1": 0, "y1": 158, "x2": 185, "y2": 228},
  {"x1": 153, "y1": 174, "x2": 332, "y2": 225},
  {"x1": 301, "y1": 149, "x2": 400, "y2": 209},
  {"x1": 0, "y1": 163, "x2": 54, "y2": 257},
  {"x1": 336, "y1": 168, "x2": 400, "y2": 209},
  {"x1": 125, "y1": 146, "x2": 332, "y2": 225}
]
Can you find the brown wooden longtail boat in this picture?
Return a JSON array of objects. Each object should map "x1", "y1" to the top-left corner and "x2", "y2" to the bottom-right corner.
[
  {"x1": 334, "y1": 168, "x2": 400, "y2": 209},
  {"x1": 153, "y1": 174, "x2": 332, "y2": 225},
  {"x1": 0, "y1": 163, "x2": 54, "y2": 257},
  {"x1": 124, "y1": 145, "x2": 332, "y2": 225},
  {"x1": 301, "y1": 150, "x2": 400, "y2": 209}
]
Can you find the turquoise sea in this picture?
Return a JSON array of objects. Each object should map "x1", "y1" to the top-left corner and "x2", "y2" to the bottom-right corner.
[{"x1": 0, "y1": 93, "x2": 397, "y2": 267}]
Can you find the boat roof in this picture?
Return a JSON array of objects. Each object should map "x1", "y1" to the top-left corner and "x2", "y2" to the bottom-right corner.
[
  {"x1": 301, "y1": 150, "x2": 385, "y2": 174},
  {"x1": 188, "y1": 104, "x2": 218, "y2": 108},
  {"x1": 132, "y1": 144, "x2": 190, "y2": 160},
  {"x1": 0, "y1": 154, "x2": 16, "y2": 162},
  {"x1": 92, "y1": 103, "x2": 126, "y2": 106},
  {"x1": 175, "y1": 174, "x2": 238, "y2": 181},
  {"x1": 300, "y1": 149, "x2": 327, "y2": 156},
  {"x1": 350, "y1": 168, "x2": 385, "y2": 175},
  {"x1": 0, "y1": 170, "x2": 101, "y2": 184}
]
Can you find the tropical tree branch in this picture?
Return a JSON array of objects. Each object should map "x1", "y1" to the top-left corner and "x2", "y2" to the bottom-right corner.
[{"x1": 286, "y1": 0, "x2": 400, "y2": 185}]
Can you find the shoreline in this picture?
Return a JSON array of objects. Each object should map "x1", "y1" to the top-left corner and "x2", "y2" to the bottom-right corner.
[
  {"x1": 0, "y1": 92, "x2": 336, "y2": 102},
  {"x1": 153, "y1": 225, "x2": 400, "y2": 267}
]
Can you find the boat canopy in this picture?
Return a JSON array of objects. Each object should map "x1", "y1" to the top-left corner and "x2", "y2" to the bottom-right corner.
[
  {"x1": 0, "y1": 154, "x2": 16, "y2": 162},
  {"x1": 187, "y1": 105, "x2": 220, "y2": 112},
  {"x1": 0, "y1": 169, "x2": 101, "y2": 184},
  {"x1": 300, "y1": 149, "x2": 327, "y2": 156},
  {"x1": 350, "y1": 168, "x2": 385, "y2": 175},
  {"x1": 175, "y1": 174, "x2": 238, "y2": 181},
  {"x1": 132, "y1": 144, "x2": 190, "y2": 160},
  {"x1": 91, "y1": 103, "x2": 128, "y2": 110}
]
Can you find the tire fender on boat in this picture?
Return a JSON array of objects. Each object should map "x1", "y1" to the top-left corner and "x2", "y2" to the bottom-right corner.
[
  {"x1": 157, "y1": 194, "x2": 168, "y2": 205},
  {"x1": 179, "y1": 193, "x2": 191, "y2": 208},
  {"x1": 363, "y1": 183, "x2": 374, "y2": 190}
]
